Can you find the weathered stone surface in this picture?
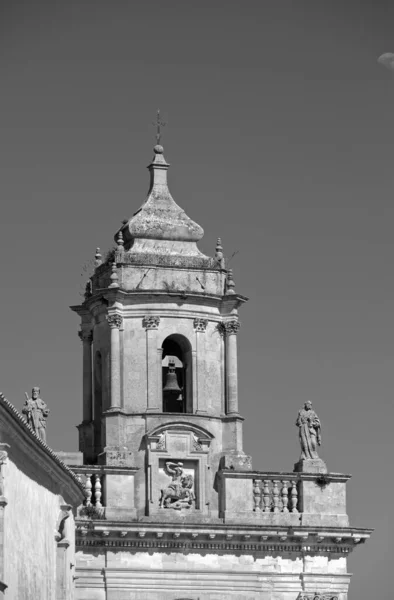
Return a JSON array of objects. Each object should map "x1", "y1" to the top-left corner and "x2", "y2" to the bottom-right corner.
[
  {"x1": 294, "y1": 458, "x2": 328, "y2": 473},
  {"x1": 0, "y1": 394, "x2": 84, "y2": 599}
]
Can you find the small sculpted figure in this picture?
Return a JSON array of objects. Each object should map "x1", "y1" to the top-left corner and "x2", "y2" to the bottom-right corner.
[
  {"x1": 296, "y1": 400, "x2": 322, "y2": 460},
  {"x1": 22, "y1": 387, "x2": 50, "y2": 443},
  {"x1": 160, "y1": 461, "x2": 195, "y2": 510}
]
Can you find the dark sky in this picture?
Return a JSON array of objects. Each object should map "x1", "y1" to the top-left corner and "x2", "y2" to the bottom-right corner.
[{"x1": 0, "y1": 1, "x2": 392, "y2": 597}]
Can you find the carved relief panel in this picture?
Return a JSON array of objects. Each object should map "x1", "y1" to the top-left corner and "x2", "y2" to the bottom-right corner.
[{"x1": 146, "y1": 424, "x2": 212, "y2": 517}]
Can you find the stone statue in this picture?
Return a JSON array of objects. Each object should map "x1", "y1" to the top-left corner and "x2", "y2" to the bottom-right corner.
[
  {"x1": 22, "y1": 387, "x2": 50, "y2": 443},
  {"x1": 160, "y1": 461, "x2": 195, "y2": 510},
  {"x1": 296, "y1": 401, "x2": 322, "y2": 460}
]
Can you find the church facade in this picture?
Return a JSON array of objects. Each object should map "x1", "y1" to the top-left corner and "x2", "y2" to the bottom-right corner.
[{"x1": 67, "y1": 141, "x2": 371, "y2": 600}]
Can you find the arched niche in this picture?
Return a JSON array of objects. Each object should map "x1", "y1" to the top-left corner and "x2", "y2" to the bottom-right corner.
[{"x1": 161, "y1": 334, "x2": 193, "y2": 414}]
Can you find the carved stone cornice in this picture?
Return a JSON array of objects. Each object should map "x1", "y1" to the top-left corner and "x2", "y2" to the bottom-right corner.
[
  {"x1": 193, "y1": 318, "x2": 208, "y2": 332},
  {"x1": 78, "y1": 330, "x2": 93, "y2": 343},
  {"x1": 75, "y1": 527, "x2": 358, "y2": 555},
  {"x1": 143, "y1": 315, "x2": 160, "y2": 330},
  {"x1": 107, "y1": 314, "x2": 123, "y2": 329},
  {"x1": 299, "y1": 595, "x2": 339, "y2": 600}
]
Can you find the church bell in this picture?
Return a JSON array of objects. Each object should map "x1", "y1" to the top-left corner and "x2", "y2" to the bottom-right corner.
[{"x1": 163, "y1": 359, "x2": 182, "y2": 394}]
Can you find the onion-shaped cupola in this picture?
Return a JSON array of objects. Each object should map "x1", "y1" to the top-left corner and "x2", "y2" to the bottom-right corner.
[{"x1": 119, "y1": 143, "x2": 205, "y2": 257}]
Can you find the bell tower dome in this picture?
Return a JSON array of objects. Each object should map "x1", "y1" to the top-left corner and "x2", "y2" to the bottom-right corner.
[{"x1": 71, "y1": 138, "x2": 249, "y2": 517}]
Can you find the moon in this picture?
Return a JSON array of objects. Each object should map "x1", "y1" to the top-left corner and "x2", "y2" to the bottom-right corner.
[{"x1": 378, "y1": 53, "x2": 394, "y2": 71}]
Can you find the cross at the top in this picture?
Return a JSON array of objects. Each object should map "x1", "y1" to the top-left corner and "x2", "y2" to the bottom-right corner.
[{"x1": 153, "y1": 109, "x2": 166, "y2": 145}]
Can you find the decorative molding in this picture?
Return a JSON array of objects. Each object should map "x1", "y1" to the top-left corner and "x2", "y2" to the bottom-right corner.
[
  {"x1": 143, "y1": 315, "x2": 160, "y2": 330},
  {"x1": 298, "y1": 595, "x2": 339, "y2": 600},
  {"x1": 193, "y1": 318, "x2": 208, "y2": 332},
  {"x1": 76, "y1": 534, "x2": 353, "y2": 555},
  {"x1": 107, "y1": 314, "x2": 123, "y2": 329},
  {"x1": 78, "y1": 330, "x2": 93, "y2": 343},
  {"x1": 223, "y1": 320, "x2": 240, "y2": 335}
]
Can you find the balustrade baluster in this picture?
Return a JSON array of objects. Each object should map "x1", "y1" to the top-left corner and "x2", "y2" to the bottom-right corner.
[
  {"x1": 262, "y1": 480, "x2": 271, "y2": 512},
  {"x1": 85, "y1": 473, "x2": 92, "y2": 507},
  {"x1": 272, "y1": 480, "x2": 280, "y2": 513},
  {"x1": 253, "y1": 479, "x2": 262, "y2": 512},
  {"x1": 290, "y1": 480, "x2": 298, "y2": 513},
  {"x1": 94, "y1": 474, "x2": 102, "y2": 508},
  {"x1": 281, "y1": 480, "x2": 289, "y2": 513}
]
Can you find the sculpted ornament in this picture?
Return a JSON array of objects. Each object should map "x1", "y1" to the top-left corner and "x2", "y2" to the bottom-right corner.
[
  {"x1": 107, "y1": 314, "x2": 123, "y2": 329},
  {"x1": 298, "y1": 595, "x2": 338, "y2": 600},
  {"x1": 78, "y1": 330, "x2": 93, "y2": 343},
  {"x1": 193, "y1": 318, "x2": 208, "y2": 332},
  {"x1": 223, "y1": 320, "x2": 240, "y2": 335},
  {"x1": 143, "y1": 315, "x2": 160, "y2": 330},
  {"x1": 296, "y1": 401, "x2": 322, "y2": 460},
  {"x1": 22, "y1": 387, "x2": 50, "y2": 443},
  {"x1": 160, "y1": 461, "x2": 195, "y2": 510}
]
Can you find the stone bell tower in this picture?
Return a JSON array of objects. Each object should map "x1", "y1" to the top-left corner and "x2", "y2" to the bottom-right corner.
[
  {"x1": 71, "y1": 139, "x2": 249, "y2": 516},
  {"x1": 71, "y1": 134, "x2": 371, "y2": 600}
]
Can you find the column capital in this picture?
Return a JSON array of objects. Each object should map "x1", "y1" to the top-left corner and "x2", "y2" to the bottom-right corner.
[
  {"x1": 143, "y1": 315, "x2": 160, "y2": 330},
  {"x1": 193, "y1": 318, "x2": 208, "y2": 332},
  {"x1": 223, "y1": 319, "x2": 240, "y2": 335},
  {"x1": 78, "y1": 330, "x2": 93, "y2": 343},
  {"x1": 107, "y1": 314, "x2": 123, "y2": 329}
]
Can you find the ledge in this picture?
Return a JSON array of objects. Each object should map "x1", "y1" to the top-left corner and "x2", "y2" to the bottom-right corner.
[{"x1": 75, "y1": 521, "x2": 372, "y2": 553}]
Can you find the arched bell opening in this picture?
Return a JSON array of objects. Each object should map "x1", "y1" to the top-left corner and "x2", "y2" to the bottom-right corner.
[{"x1": 161, "y1": 334, "x2": 193, "y2": 414}]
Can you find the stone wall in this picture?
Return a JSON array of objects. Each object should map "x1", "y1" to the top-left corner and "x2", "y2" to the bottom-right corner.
[
  {"x1": 75, "y1": 548, "x2": 350, "y2": 600},
  {"x1": 0, "y1": 394, "x2": 85, "y2": 599}
]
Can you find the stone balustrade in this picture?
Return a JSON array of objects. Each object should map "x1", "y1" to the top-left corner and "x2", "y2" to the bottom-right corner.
[
  {"x1": 72, "y1": 464, "x2": 138, "y2": 521},
  {"x1": 218, "y1": 470, "x2": 351, "y2": 527},
  {"x1": 73, "y1": 467, "x2": 105, "y2": 517},
  {"x1": 253, "y1": 477, "x2": 299, "y2": 514}
]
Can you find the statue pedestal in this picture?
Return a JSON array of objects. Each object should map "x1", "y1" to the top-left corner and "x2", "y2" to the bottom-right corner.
[{"x1": 293, "y1": 458, "x2": 327, "y2": 473}]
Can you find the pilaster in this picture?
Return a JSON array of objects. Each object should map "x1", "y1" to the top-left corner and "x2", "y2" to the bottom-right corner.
[
  {"x1": 143, "y1": 316, "x2": 161, "y2": 412},
  {"x1": 194, "y1": 318, "x2": 208, "y2": 414},
  {"x1": 224, "y1": 319, "x2": 240, "y2": 415},
  {"x1": 78, "y1": 329, "x2": 93, "y2": 422},
  {"x1": 107, "y1": 314, "x2": 123, "y2": 410}
]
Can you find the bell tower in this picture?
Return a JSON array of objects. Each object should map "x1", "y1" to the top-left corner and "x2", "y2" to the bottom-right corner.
[{"x1": 71, "y1": 140, "x2": 249, "y2": 517}]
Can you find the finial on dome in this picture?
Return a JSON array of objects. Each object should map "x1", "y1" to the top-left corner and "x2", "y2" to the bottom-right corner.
[
  {"x1": 226, "y1": 269, "x2": 236, "y2": 295},
  {"x1": 152, "y1": 109, "x2": 166, "y2": 146},
  {"x1": 215, "y1": 237, "x2": 225, "y2": 269},
  {"x1": 108, "y1": 262, "x2": 119, "y2": 288},
  {"x1": 94, "y1": 248, "x2": 102, "y2": 268}
]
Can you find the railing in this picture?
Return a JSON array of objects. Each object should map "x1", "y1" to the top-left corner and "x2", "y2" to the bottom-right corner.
[
  {"x1": 253, "y1": 477, "x2": 299, "y2": 513},
  {"x1": 72, "y1": 466, "x2": 105, "y2": 511}
]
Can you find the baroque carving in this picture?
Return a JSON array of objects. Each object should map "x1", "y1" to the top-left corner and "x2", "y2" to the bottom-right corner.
[
  {"x1": 22, "y1": 387, "x2": 50, "y2": 443},
  {"x1": 222, "y1": 320, "x2": 240, "y2": 335},
  {"x1": 193, "y1": 318, "x2": 208, "y2": 332},
  {"x1": 159, "y1": 461, "x2": 195, "y2": 510},
  {"x1": 107, "y1": 314, "x2": 123, "y2": 329},
  {"x1": 156, "y1": 433, "x2": 166, "y2": 451},
  {"x1": 143, "y1": 315, "x2": 160, "y2": 330},
  {"x1": 192, "y1": 433, "x2": 202, "y2": 452},
  {"x1": 78, "y1": 330, "x2": 93, "y2": 343},
  {"x1": 299, "y1": 595, "x2": 339, "y2": 600},
  {"x1": 296, "y1": 401, "x2": 322, "y2": 460}
]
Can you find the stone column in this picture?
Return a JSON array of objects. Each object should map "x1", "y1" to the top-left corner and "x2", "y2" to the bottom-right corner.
[
  {"x1": 143, "y1": 316, "x2": 161, "y2": 412},
  {"x1": 194, "y1": 318, "x2": 208, "y2": 413},
  {"x1": 107, "y1": 314, "x2": 123, "y2": 410},
  {"x1": 78, "y1": 329, "x2": 93, "y2": 422},
  {"x1": 224, "y1": 320, "x2": 240, "y2": 415}
]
